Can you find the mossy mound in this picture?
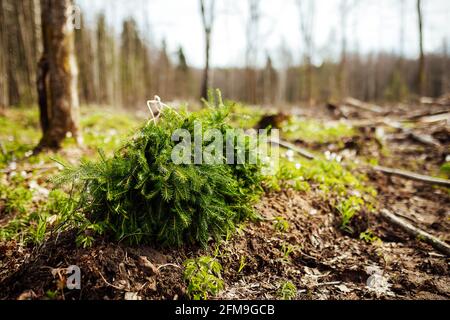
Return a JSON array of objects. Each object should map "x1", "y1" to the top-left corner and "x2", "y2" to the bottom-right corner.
[{"x1": 58, "y1": 103, "x2": 262, "y2": 247}]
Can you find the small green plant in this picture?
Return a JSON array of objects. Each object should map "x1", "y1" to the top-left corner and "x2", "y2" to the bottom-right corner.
[
  {"x1": 183, "y1": 256, "x2": 224, "y2": 300},
  {"x1": 277, "y1": 281, "x2": 297, "y2": 300},
  {"x1": 76, "y1": 233, "x2": 95, "y2": 248},
  {"x1": 416, "y1": 234, "x2": 426, "y2": 242},
  {"x1": 359, "y1": 229, "x2": 381, "y2": 244},
  {"x1": 440, "y1": 162, "x2": 450, "y2": 178},
  {"x1": 273, "y1": 216, "x2": 289, "y2": 232},
  {"x1": 237, "y1": 255, "x2": 247, "y2": 273},
  {"x1": 27, "y1": 214, "x2": 47, "y2": 244},
  {"x1": 45, "y1": 290, "x2": 59, "y2": 300},
  {"x1": 0, "y1": 188, "x2": 77, "y2": 244},
  {"x1": 0, "y1": 184, "x2": 32, "y2": 215},
  {"x1": 280, "y1": 243, "x2": 295, "y2": 261},
  {"x1": 337, "y1": 196, "x2": 364, "y2": 233}
]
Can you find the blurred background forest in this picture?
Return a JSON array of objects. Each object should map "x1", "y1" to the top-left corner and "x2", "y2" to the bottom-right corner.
[{"x1": 0, "y1": 0, "x2": 449, "y2": 109}]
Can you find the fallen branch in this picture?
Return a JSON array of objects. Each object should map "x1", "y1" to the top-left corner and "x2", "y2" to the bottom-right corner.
[
  {"x1": 408, "y1": 132, "x2": 441, "y2": 148},
  {"x1": 0, "y1": 165, "x2": 59, "y2": 174},
  {"x1": 380, "y1": 209, "x2": 450, "y2": 256},
  {"x1": 373, "y1": 165, "x2": 450, "y2": 188},
  {"x1": 156, "y1": 263, "x2": 182, "y2": 272},
  {"x1": 268, "y1": 138, "x2": 316, "y2": 160},
  {"x1": 97, "y1": 270, "x2": 125, "y2": 291},
  {"x1": 344, "y1": 97, "x2": 384, "y2": 114},
  {"x1": 420, "y1": 96, "x2": 450, "y2": 107},
  {"x1": 406, "y1": 110, "x2": 450, "y2": 121},
  {"x1": 383, "y1": 120, "x2": 441, "y2": 148},
  {"x1": 412, "y1": 112, "x2": 450, "y2": 124}
]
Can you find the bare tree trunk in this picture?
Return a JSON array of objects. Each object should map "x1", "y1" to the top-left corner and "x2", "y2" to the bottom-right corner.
[
  {"x1": 245, "y1": 0, "x2": 260, "y2": 104},
  {"x1": 200, "y1": 0, "x2": 215, "y2": 100},
  {"x1": 3, "y1": 0, "x2": 21, "y2": 105},
  {"x1": 37, "y1": 56, "x2": 49, "y2": 134},
  {"x1": 201, "y1": 31, "x2": 211, "y2": 100},
  {"x1": 0, "y1": 0, "x2": 8, "y2": 108},
  {"x1": 338, "y1": 0, "x2": 349, "y2": 100},
  {"x1": 337, "y1": 0, "x2": 358, "y2": 100},
  {"x1": 399, "y1": 0, "x2": 406, "y2": 62},
  {"x1": 297, "y1": 0, "x2": 315, "y2": 106},
  {"x1": 442, "y1": 38, "x2": 449, "y2": 95},
  {"x1": 36, "y1": 0, "x2": 80, "y2": 151},
  {"x1": 417, "y1": 0, "x2": 426, "y2": 97}
]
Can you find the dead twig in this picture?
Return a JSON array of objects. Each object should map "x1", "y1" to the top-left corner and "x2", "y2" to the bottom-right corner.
[
  {"x1": 373, "y1": 165, "x2": 450, "y2": 188},
  {"x1": 406, "y1": 110, "x2": 450, "y2": 122},
  {"x1": 382, "y1": 120, "x2": 441, "y2": 148},
  {"x1": 156, "y1": 263, "x2": 182, "y2": 272},
  {"x1": 380, "y1": 209, "x2": 450, "y2": 256},
  {"x1": 0, "y1": 165, "x2": 58, "y2": 174},
  {"x1": 97, "y1": 270, "x2": 125, "y2": 291},
  {"x1": 343, "y1": 97, "x2": 384, "y2": 114},
  {"x1": 268, "y1": 138, "x2": 316, "y2": 160},
  {"x1": 316, "y1": 281, "x2": 341, "y2": 287}
]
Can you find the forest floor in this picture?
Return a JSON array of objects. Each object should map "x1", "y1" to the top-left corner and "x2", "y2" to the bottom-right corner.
[{"x1": 0, "y1": 101, "x2": 449, "y2": 300}]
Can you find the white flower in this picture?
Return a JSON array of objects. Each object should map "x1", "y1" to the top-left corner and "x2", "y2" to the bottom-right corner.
[
  {"x1": 285, "y1": 150, "x2": 295, "y2": 161},
  {"x1": 29, "y1": 180, "x2": 49, "y2": 197},
  {"x1": 8, "y1": 161, "x2": 17, "y2": 171},
  {"x1": 351, "y1": 190, "x2": 361, "y2": 198}
]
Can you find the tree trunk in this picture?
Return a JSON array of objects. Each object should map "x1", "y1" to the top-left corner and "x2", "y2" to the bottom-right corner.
[
  {"x1": 417, "y1": 0, "x2": 426, "y2": 97},
  {"x1": 36, "y1": 0, "x2": 80, "y2": 151},
  {"x1": 201, "y1": 32, "x2": 211, "y2": 100},
  {"x1": 0, "y1": 0, "x2": 8, "y2": 108},
  {"x1": 199, "y1": 0, "x2": 215, "y2": 100}
]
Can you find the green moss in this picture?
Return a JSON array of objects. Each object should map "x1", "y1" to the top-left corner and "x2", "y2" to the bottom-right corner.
[
  {"x1": 282, "y1": 118, "x2": 356, "y2": 144},
  {"x1": 0, "y1": 107, "x2": 41, "y2": 167},
  {"x1": 0, "y1": 188, "x2": 74, "y2": 244},
  {"x1": 266, "y1": 156, "x2": 376, "y2": 199},
  {"x1": 55, "y1": 98, "x2": 263, "y2": 247},
  {"x1": 0, "y1": 180, "x2": 33, "y2": 215},
  {"x1": 0, "y1": 106, "x2": 141, "y2": 168},
  {"x1": 265, "y1": 154, "x2": 376, "y2": 233},
  {"x1": 440, "y1": 162, "x2": 450, "y2": 178}
]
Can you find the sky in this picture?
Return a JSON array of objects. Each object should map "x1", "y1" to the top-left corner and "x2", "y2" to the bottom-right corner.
[{"x1": 77, "y1": 0, "x2": 450, "y2": 69}]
